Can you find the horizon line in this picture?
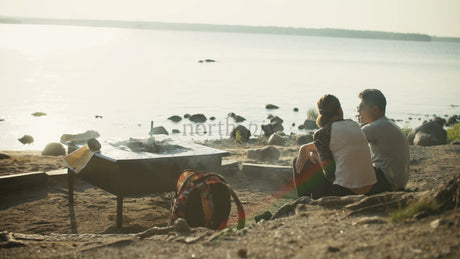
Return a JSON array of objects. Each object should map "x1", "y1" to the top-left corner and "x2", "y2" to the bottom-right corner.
[{"x1": 1, "y1": 15, "x2": 460, "y2": 40}]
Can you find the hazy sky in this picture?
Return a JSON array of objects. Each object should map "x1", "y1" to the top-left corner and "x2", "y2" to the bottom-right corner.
[{"x1": 1, "y1": 0, "x2": 459, "y2": 37}]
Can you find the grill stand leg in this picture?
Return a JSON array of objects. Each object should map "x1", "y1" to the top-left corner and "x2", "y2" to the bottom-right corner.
[
  {"x1": 116, "y1": 196, "x2": 123, "y2": 228},
  {"x1": 67, "y1": 144, "x2": 77, "y2": 205},
  {"x1": 68, "y1": 169, "x2": 74, "y2": 204}
]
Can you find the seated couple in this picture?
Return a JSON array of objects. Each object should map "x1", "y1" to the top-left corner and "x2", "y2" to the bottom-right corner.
[{"x1": 293, "y1": 89, "x2": 410, "y2": 199}]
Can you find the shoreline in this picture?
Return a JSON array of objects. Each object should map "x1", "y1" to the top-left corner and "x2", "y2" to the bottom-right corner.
[{"x1": 1, "y1": 112, "x2": 458, "y2": 152}]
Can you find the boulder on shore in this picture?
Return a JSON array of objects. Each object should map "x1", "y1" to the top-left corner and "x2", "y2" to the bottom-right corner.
[
  {"x1": 18, "y1": 135, "x2": 34, "y2": 144},
  {"x1": 261, "y1": 121, "x2": 284, "y2": 137},
  {"x1": 60, "y1": 130, "x2": 100, "y2": 144},
  {"x1": 408, "y1": 121, "x2": 447, "y2": 146},
  {"x1": 268, "y1": 133, "x2": 286, "y2": 146},
  {"x1": 247, "y1": 146, "x2": 280, "y2": 162},
  {"x1": 446, "y1": 115, "x2": 458, "y2": 127},
  {"x1": 303, "y1": 119, "x2": 318, "y2": 130},
  {"x1": 230, "y1": 125, "x2": 251, "y2": 142},
  {"x1": 296, "y1": 134, "x2": 314, "y2": 145},
  {"x1": 42, "y1": 142, "x2": 66, "y2": 156},
  {"x1": 431, "y1": 117, "x2": 446, "y2": 127}
]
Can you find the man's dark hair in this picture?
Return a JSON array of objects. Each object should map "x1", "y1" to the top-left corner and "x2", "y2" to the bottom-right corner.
[{"x1": 359, "y1": 89, "x2": 386, "y2": 113}]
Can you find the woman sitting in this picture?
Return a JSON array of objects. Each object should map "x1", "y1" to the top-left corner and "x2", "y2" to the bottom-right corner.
[{"x1": 293, "y1": 94, "x2": 376, "y2": 199}]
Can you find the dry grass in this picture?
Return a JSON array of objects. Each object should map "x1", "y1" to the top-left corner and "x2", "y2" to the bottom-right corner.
[{"x1": 389, "y1": 198, "x2": 442, "y2": 222}]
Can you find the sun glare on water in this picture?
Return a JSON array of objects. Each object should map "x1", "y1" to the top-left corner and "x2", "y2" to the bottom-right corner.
[{"x1": 0, "y1": 24, "x2": 124, "y2": 56}]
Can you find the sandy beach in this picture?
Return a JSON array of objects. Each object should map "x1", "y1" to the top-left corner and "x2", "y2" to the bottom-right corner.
[{"x1": 0, "y1": 137, "x2": 459, "y2": 258}]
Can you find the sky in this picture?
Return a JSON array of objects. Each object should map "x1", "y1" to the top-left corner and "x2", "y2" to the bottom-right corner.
[{"x1": 0, "y1": 0, "x2": 459, "y2": 37}]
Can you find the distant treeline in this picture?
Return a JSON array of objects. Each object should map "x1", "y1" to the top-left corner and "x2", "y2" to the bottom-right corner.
[{"x1": 1, "y1": 16, "x2": 459, "y2": 42}]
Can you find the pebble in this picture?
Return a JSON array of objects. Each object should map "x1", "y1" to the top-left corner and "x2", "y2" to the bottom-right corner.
[
  {"x1": 352, "y1": 216, "x2": 386, "y2": 226},
  {"x1": 237, "y1": 248, "x2": 248, "y2": 258},
  {"x1": 430, "y1": 219, "x2": 444, "y2": 229},
  {"x1": 295, "y1": 204, "x2": 308, "y2": 217},
  {"x1": 327, "y1": 246, "x2": 341, "y2": 252},
  {"x1": 174, "y1": 218, "x2": 191, "y2": 233}
]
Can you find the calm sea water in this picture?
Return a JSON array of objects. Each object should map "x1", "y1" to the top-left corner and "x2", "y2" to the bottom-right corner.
[{"x1": 1, "y1": 24, "x2": 460, "y2": 150}]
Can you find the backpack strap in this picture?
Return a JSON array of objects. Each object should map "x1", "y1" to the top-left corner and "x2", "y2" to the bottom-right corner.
[
  {"x1": 171, "y1": 170, "x2": 245, "y2": 230},
  {"x1": 227, "y1": 185, "x2": 245, "y2": 229},
  {"x1": 203, "y1": 173, "x2": 245, "y2": 229}
]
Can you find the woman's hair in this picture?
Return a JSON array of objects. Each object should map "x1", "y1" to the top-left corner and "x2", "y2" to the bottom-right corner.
[{"x1": 316, "y1": 94, "x2": 341, "y2": 127}]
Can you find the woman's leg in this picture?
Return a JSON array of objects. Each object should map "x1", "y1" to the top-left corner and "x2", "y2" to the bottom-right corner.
[{"x1": 292, "y1": 157, "x2": 332, "y2": 199}]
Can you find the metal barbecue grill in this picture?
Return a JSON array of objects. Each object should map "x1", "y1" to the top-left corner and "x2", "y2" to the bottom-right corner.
[{"x1": 65, "y1": 138, "x2": 229, "y2": 228}]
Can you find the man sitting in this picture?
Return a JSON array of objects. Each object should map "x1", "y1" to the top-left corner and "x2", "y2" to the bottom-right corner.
[{"x1": 357, "y1": 89, "x2": 410, "y2": 193}]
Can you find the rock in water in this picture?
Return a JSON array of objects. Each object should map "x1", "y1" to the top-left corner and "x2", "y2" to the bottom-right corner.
[
  {"x1": 265, "y1": 104, "x2": 279, "y2": 109},
  {"x1": 233, "y1": 115, "x2": 246, "y2": 122},
  {"x1": 150, "y1": 126, "x2": 169, "y2": 135},
  {"x1": 18, "y1": 135, "x2": 34, "y2": 144},
  {"x1": 270, "y1": 116, "x2": 283, "y2": 124},
  {"x1": 189, "y1": 114, "x2": 207, "y2": 123},
  {"x1": 168, "y1": 115, "x2": 182, "y2": 122},
  {"x1": 42, "y1": 142, "x2": 66, "y2": 156},
  {"x1": 31, "y1": 112, "x2": 47, "y2": 117}
]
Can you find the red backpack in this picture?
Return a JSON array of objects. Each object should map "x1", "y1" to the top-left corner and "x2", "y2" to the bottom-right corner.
[{"x1": 170, "y1": 170, "x2": 245, "y2": 230}]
